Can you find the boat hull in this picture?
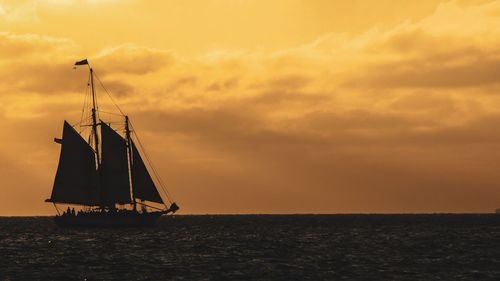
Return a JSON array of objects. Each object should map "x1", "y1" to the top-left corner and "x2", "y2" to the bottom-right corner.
[{"x1": 54, "y1": 211, "x2": 164, "y2": 227}]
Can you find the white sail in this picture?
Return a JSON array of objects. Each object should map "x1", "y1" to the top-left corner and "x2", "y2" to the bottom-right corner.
[{"x1": 48, "y1": 121, "x2": 99, "y2": 205}]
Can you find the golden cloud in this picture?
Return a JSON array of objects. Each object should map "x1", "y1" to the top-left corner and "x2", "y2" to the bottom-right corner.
[{"x1": 2, "y1": 1, "x2": 500, "y2": 214}]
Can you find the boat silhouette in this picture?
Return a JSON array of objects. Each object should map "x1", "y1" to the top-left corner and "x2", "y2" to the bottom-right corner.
[{"x1": 45, "y1": 59, "x2": 179, "y2": 227}]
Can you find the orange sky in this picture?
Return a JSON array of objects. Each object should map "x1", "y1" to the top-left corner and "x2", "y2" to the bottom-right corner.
[{"x1": 1, "y1": 0, "x2": 500, "y2": 215}]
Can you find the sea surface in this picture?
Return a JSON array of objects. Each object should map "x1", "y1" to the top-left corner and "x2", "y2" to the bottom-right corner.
[{"x1": 0, "y1": 214, "x2": 499, "y2": 280}]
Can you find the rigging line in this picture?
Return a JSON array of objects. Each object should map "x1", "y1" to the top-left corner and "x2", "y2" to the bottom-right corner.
[
  {"x1": 90, "y1": 70, "x2": 100, "y2": 128},
  {"x1": 136, "y1": 201, "x2": 165, "y2": 211},
  {"x1": 95, "y1": 85, "x2": 100, "y2": 128},
  {"x1": 52, "y1": 203, "x2": 61, "y2": 216},
  {"x1": 78, "y1": 89, "x2": 93, "y2": 133},
  {"x1": 133, "y1": 131, "x2": 174, "y2": 204},
  {"x1": 78, "y1": 101, "x2": 88, "y2": 132},
  {"x1": 99, "y1": 110, "x2": 126, "y2": 116},
  {"x1": 93, "y1": 71, "x2": 126, "y2": 116},
  {"x1": 129, "y1": 121, "x2": 174, "y2": 203},
  {"x1": 74, "y1": 116, "x2": 93, "y2": 129},
  {"x1": 74, "y1": 114, "x2": 93, "y2": 126},
  {"x1": 80, "y1": 72, "x2": 91, "y2": 126},
  {"x1": 86, "y1": 74, "x2": 92, "y2": 118},
  {"x1": 101, "y1": 121, "x2": 125, "y2": 126},
  {"x1": 90, "y1": 70, "x2": 174, "y2": 206},
  {"x1": 130, "y1": 121, "x2": 174, "y2": 204}
]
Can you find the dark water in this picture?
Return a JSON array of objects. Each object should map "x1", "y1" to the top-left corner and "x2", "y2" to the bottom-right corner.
[{"x1": 1, "y1": 215, "x2": 500, "y2": 281}]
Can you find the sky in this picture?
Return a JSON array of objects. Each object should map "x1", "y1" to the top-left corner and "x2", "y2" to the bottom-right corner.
[{"x1": 1, "y1": 0, "x2": 500, "y2": 215}]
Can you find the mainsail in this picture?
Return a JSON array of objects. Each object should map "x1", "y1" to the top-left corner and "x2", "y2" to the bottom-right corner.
[
  {"x1": 48, "y1": 121, "x2": 99, "y2": 205},
  {"x1": 100, "y1": 122, "x2": 132, "y2": 204},
  {"x1": 131, "y1": 141, "x2": 164, "y2": 203}
]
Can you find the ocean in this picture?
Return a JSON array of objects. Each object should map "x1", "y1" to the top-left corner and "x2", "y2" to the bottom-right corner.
[{"x1": 0, "y1": 214, "x2": 499, "y2": 280}]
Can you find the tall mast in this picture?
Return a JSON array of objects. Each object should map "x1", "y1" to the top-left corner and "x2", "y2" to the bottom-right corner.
[
  {"x1": 125, "y1": 116, "x2": 137, "y2": 211},
  {"x1": 90, "y1": 68, "x2": 101, "y2": 169},
  {"x1": 90, "y1": 67, "x2": 105, "y2": 209}
]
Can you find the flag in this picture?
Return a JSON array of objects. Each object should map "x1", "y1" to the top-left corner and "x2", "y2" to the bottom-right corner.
[{"x1": 74, "y1": 59, "x2": 88, "y2": 66}]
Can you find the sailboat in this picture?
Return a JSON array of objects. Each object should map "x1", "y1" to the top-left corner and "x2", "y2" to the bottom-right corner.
[{"x1": 45, "y1": 59, "x2": 179, "y2": 227}]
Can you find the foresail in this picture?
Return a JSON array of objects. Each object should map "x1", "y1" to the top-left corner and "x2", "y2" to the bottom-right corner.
[
  {"x1": 131, "y1": 141, "x2": 163, "y2": 203},
  {"x1": 100, "y1": 123, "x2": 132, "y2": 204},
  {"x1": 49, "y1": 121, "x2": 99, "y2": 205}
]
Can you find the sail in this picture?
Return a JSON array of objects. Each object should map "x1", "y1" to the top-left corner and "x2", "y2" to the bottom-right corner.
[
  {"x1": 131, "y1": 140, "x2": 163, "y2": 203},
  {"x1": 100, "y1": 122, "x2": 132, "y2": 204},
  {"x1": 49, "y1": 121, "x2": 99, "y2": 205}
]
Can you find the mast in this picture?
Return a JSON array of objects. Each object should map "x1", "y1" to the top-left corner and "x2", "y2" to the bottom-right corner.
[
  {"x1": 90, "y1": 68, "x2": 101, "y2": 169},
  {"x1": 125, "y1": 116, "x2": 137, "y2": 211},
  {"x1": 90, "y1": 67, "x2": 106, "y2": 209}
]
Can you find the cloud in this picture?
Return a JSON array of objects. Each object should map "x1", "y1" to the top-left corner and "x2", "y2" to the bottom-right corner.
[
  {"x1": 346, "y1": 33, "x2": 500, "y2": 89},
  {"x1": 3, "y1": 1, "x2": 500, "y2": 214},
  {"x1": 0, "y1": 1, "x2": 38, "y2": 22},
  {"x1": 126, "y1": 101, "x2": 500, "y2": 213},
  {"x1": 94, "y1": 44, "x2": 175, "y2": 75},
  {"x1": 0, "y1": 32, "x2": 75, "y2": 59}
]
